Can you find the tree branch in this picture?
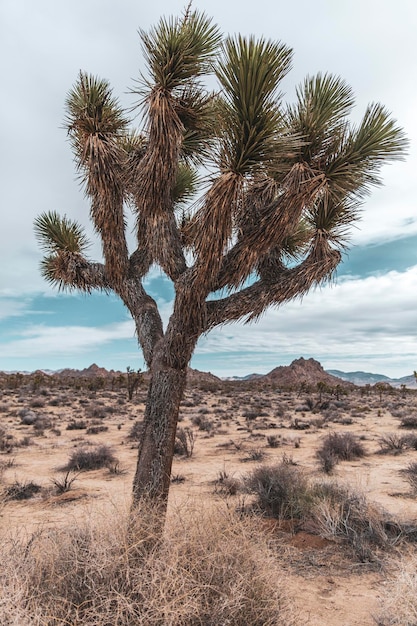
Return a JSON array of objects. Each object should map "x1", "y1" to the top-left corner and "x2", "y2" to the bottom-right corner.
[
  {"x1": 213, "y1": 165, "x2": 326, "y2": 290},
  {"x1": 41, "y1": 252, "x2": 109, "y2": 292},
  {"x1": 204, "y1": 238, "x2": 341, "y2": 330},
  {"x1": 117, "y1": 278, "x2": 164, "y2": 367}
]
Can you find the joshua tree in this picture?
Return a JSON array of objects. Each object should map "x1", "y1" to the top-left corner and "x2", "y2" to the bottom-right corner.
[
  {"x1": 34, "y1": 9, "x2": 406, "y2": 513},
  {"x1": 126, "y1": 366, "x2": 142, "y2": 401}
]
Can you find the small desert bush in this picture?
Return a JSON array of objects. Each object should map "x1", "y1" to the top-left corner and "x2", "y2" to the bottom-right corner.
[
  {"x1": 243, "y1": 409, "x2": 259, "y2": 420},
  {"x1": 87, "y1": 407, "x2": 108, "y2": 419},
  {"x1": 4, "y1": 480, "x2": 42, "y2": 501},
  {"x1": 33, "y1": 416, "x2": 54, "y2": 432},
  {"x1": 174, "y1": 427, "x2": 195, "y2": 457},
  {"x1": 127, "y1": 420, "x2": 143, "y2": 441},
  {"x1": 171, "y1": 473, "x2": 186, "y2": 483},
  {"x1": 241, "y1": 448, "x2": 266, "y2": 462},
  {"x1": 66, "y1": 419, "x2": 88, "y2": 430},
  {"x1": 316, "y1": 432, "x2": 366, "y2": 472},
  {"x1": 191, "y1": 414, "x2": 214, "y2": 432},
  {"x1": 30, "y1": 398, "x2": 45, "y2": 408},
  {"x1": 398, "y1": 414, "x2": 417, "y2": 429},
  {"x1": 61, "y1": 445, "x2": 117, "y2": 471},
  {"x1": 0, "y1": 504, "x2": 294, "y2": 625},
  {"x1": 51, "y1": 470, "x2": 80, "y2": 494},
  {"x1": 267, "y1": 434, "x2": 281, "y2": 448},
  {"x1": 400, "y1": 462, "x2": 417, "y2": 492},
  {"x1": 244, "y1": 461, "x2": 312, "y2": 519},
  {"x1": 214, "y1": 469, "x2": 241, "y2": 495},
  {"x1": 86, "y1": 425, "x2": 109, "y2": 435},
  {"x1": 0, "y1": 427, "x2": 15, "y2": 452},
  {"x1": 378, "y1": 433, "x2": 411, "y2": 455}
]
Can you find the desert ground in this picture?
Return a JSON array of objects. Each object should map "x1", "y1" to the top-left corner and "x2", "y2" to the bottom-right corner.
[{"x1": 2, "y1": 371, "x2": 417, "y2": 625}]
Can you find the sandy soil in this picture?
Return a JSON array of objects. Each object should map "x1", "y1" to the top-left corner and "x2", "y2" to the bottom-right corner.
[{"x1": 1, "y1": 381, "x2": 417, "y2": 624}]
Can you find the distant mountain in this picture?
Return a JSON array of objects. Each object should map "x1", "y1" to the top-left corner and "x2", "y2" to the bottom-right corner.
[
  {"x1": 2, "y1": 361, "x2": 416, "y2": 389},
  {"x1": 326, "y1": 369, "x2": 417, "y2": 389},
  {"x1": 186, "y1": 368, "x2": 222, "y2": 386},
  {"x1": 223, "y1": 373, "x2": 263, "y2": 381},
  {"x1": 260, "y1": 357, "x2": 353, "y2": 388},
  {"x1": 57, "y1": 363, "x2": 121, "y2": 378}
]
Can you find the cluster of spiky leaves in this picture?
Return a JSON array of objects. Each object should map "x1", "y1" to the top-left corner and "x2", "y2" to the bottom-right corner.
[
  {"x1": 34, "y1": 211, "x2": 106, "y2": 292},
  {"x1": 215, "y1": 36, "x2": 293, "y2": 175},
  {"x1": 140, "y1": 8, "x2": 222, "y2": 91},
  {"x1": 36, "y1": 8, "x2": 407, "y2": 329}
]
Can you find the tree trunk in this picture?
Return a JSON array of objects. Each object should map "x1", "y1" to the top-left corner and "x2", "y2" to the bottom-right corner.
[
  {"x1": 131, "y1": 291, "x2": 201, "y2": 519},
  {"x1": 132, "y1": 362, "x2": 187, "y2": 510}
]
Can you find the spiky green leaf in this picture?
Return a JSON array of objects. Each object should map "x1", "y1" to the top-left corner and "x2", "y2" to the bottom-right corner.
[
  {"x1": 172, "y1": 163, "x2": 199, "y2": 207},
  {"x1": 140, "y1": 10, "x2": 221, "y2": 91},
  {"x1": 34, "y1": 211, "x2": 90, "y2": 254},
  {"x1": 66, "y1": 73, "x2": 128, "y2": 156},
  {"x1": 325, "y1": 103, "x2": 408, "y2": 200},
  {"x1": 287, "y1": 73, "x2": 354, "y2": 163},
  {"x1": 215, "y1": 36, "x2": 293, "y2": 174}
]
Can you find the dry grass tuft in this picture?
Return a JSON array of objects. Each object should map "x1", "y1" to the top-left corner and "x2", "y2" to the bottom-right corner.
[
  {"x1": 376, "y1": 553, "x2": 417, "y2": 625},
  {"x1": 0, "y1": 503, "x2": 295, "y2": 625},
  {"x1": 309, "y1": 481, "x2": 395, "y2": 562}
]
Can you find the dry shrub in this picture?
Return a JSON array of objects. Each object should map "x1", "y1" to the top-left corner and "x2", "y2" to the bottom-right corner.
[
  {"x1": 243, "y1": 461, "x2": 408, "y2": 562},
  {"x1": 4, "y1": 480, "x2": 42, "y2": 501},
  {"x1": 0, "y1": 426, "x2": 15, "y2": 452},
  {"x1": 61, "y1": 445, "x2": 117, "y2": 471},
  {"x1": 316, "y1": 432, "x2": 366, "y2": 473},
  {"x1": 267, "y1": 434, "x2": 280, "y2": 448},
  {"x1": 173, "y1": 426, "x2": 195, "y2": 457},
  {"x1": 376, "y1": 553, "x2": 417, "y2": 625},
  {"x1": 50, "y1": 470, "x2": 80, "y2": 494},
  {"x1": 240, "y1": 448, "x2": 266, "y2": 462},
  {"x1": 127, "y1": 420, "x2": 143, "y2": 441},
  {"x1": 309, "y1": 482, "x2": 398, "y2": 562},
  {"x1": 0, "y1": 504, "x2": 295, "y2": 625},
  {"x1": 191, "y1": 414, "x2": 214, "y2": 432},
  {"x1": 398, "y1": 415, "x2": 417, "y2": 429},
  {"x1": 378, "y1": 433, "x2": 412, "y2": 454},
  {"x1": 214, "y1": 469, "x2": 241, "y2": 495},
  {"x1": 244, "y1": 461, "x2": 312, "y2": 519},
  {"x1": 66, "y1": 420, "x2": 88, "y2": 430},
  {"x1": 400, "y1": 462, "x2": 417, "y2": 492},
  {"x1": 86, "y1": 425, "x2": 109, "y2": 435}
]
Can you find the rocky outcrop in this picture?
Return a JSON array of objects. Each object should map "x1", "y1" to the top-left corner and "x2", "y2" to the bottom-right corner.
[{"x1": 261, "y1": 357, "x2": 351, "y2": 388}]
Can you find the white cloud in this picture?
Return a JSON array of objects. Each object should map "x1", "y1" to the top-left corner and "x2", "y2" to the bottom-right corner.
[
  {"x1": 0, "y1": 297, "x2": 30, "y2": 321},
  {"x1": 196, "y1": 266, "x2": 417, "y2": 377},
  {"x1": 2, "y1": 321, "x2": 135, "y2": 359}
]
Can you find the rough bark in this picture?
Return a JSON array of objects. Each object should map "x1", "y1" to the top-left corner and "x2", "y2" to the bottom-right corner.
[
  {"x1": 131, "y1": 294, "x2": 201, "y2": 511},
  {"x1": 132, "y1": 363, "x2": 187, "y2": 508}
]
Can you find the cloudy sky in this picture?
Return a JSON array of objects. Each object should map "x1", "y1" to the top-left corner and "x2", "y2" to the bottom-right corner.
[{"x1": 1, "y1": 0, "x2": 416, "y2": 377}]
